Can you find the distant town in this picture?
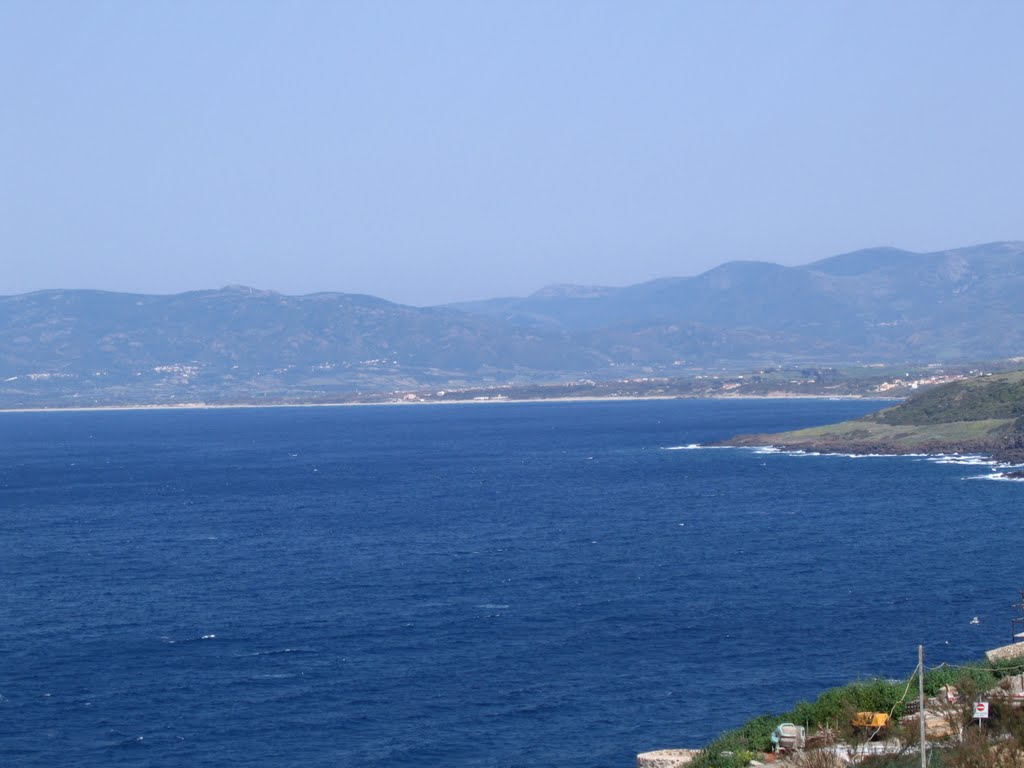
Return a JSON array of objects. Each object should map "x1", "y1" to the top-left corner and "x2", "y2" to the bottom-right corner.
[{"x1": 338, "y1": 363, "x2": 1015, "y2": 407}]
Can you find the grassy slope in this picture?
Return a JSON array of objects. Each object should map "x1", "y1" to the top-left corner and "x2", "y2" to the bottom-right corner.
[
  {"x1": 722, "y1": 371, "x2": 1024, "y2": 462},
  {"x1": 693, "y1": 655, "x2": 1024, "y2": 768}
]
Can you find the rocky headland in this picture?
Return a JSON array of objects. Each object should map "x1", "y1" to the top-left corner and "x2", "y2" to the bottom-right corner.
[{"x1": 716, "y1": 370, "x2": 1024, "y2": 464}]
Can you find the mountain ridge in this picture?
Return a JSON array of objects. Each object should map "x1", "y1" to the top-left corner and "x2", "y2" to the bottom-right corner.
[{"x1": 2, "y1": 241, "x2": 1023, "y2": 407}]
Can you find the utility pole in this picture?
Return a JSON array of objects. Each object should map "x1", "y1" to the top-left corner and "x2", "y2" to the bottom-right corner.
[
  {"x1": 919, "y1": 644, "x2": 927, "y2": 768},
  {"x1": 1012, "y1": 590, "x2": 1024, "y2": 644}
]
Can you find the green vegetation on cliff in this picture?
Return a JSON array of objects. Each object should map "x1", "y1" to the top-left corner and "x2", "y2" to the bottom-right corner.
[
  {"x1": 871, "y1": 371, "x2": 1024, "y2": 425},
  {"x1": 721, "y1": 371, "x2": 1024, "y2": 463},
  {"x1": 695, "y1": 655, "x2": 1024, "y2": 768}
]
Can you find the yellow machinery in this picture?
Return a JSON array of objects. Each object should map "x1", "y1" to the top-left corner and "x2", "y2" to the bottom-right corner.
[{"x1": 852, "y1": 712, "x2": 890, "y2": 731}]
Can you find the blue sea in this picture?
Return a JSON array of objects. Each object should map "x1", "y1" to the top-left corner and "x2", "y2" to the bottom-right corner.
[{"x1": 2, "y1": 398, "x2": 1023, "y2": 767}]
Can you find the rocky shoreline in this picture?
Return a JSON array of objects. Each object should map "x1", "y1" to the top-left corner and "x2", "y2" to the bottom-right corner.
[{"x1": 715, "y1": 434, "x2": 1024, "y2": 466}]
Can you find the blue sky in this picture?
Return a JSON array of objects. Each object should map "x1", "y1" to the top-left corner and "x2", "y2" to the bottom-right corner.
[{"x1": 2, "y1": 1, "x2": 1021, "y2": 305}]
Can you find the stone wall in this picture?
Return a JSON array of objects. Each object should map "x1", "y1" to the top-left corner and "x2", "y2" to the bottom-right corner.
[
  {"x1": 636, "y1": 748, "x2": 700, "y2": 768},
  {"x1": 986, "y1": 642, "x2": 1024, "y2": 663}
]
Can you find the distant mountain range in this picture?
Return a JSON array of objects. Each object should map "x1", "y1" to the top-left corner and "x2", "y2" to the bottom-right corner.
[
  {"x1": 2, "y1": 241, "x2": 1023, "y2": 407},
  {"x1": 451, "y1": 240, "x2": 1024, "y2": 362}
]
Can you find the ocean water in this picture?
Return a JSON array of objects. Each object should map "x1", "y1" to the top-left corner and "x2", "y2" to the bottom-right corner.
[{"x1": 2, "y1": 398, "x2": 1023, "y2": 767}]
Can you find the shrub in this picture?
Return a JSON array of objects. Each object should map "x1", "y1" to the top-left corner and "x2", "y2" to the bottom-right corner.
[
  {"x1": 782, "y1": 678, "x2": 912, "y2": 730},
  {"x1": 924, "y1": 664, "x2": 999, "y2": 697},
  {"x1": 695, "y1": 657, "x2": 1024, "y2": 768}
]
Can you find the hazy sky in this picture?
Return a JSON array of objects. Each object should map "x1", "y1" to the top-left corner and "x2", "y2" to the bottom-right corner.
[{"x1": 2, "y1": 2, "x2": 1022, "y2": 305}]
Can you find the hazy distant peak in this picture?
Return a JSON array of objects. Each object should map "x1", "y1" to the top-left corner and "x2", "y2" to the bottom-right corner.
[
  {"x1": 693, "y1": 260, "x2": 791, "y2": 287},
  {"x1": 933, "y1": 241, "x2": 1024, "y2": 259},
  {"x1": 804, "y1": 242, "x2": 1024, "y2": 278},
  {"x1": 804, "y1": 246, "x2": 918, "y2": 276},
  {"x1": 529, "y1": 284, "x2": 615, "y2": 299},
  {"x1": 700, "y1": 259, "x2": 788, "y2": 275},
  {"x1": 218, "y1": 284, "x2": 277, "y2": 296}
]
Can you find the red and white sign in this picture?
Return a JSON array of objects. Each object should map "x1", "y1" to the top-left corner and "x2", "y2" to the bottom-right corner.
[{"x1": 974, "y1": 702, "x2": 989, "y2": 719}]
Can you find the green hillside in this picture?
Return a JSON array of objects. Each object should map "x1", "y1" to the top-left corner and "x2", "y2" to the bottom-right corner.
[
  {"x1": 870, "y1": 370, "x2": 1024, "y2": 425},
  {"x1": 722, "y1": 371, "x2": 1024, "y2": 462}
]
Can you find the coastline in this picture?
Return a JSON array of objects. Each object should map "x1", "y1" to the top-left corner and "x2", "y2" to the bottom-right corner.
[
  {"x1": 0, "y1": 392, "x2": 891, "y2": 415},
  {"x1": 715, "y1": 441, "x2": 1024, "y2": 476},
  {"x1": 716, "y1": 434, "x2": 1024, "y2": 468},
  {"x1": 715, "y1": 371, "x2": 1024, "y2": 465},
  {"x1": 719, "y1": 432, "x2": 1024, "y2": 466}
]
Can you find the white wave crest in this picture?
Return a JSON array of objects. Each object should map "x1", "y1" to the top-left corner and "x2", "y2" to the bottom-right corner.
[
  {"x1": 927, "y1": 455, "x2": 995, "y2": 466},
  {"x1": 162, "y1": 632, "x2": 218, "y2": 644},
  {"x1": 965, "y1": 473, "x2": 1024, "y2": 483},
  {"x1": 244, "y1": 647, "x2": 314, "y2": 657}
]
